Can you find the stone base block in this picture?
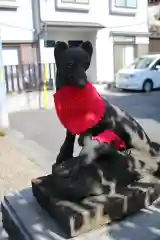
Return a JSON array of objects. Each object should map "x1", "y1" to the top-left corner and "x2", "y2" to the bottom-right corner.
[
  {"x1": 3, "y1": 187, "x2": 160, "y2": 240},
  {"x1": 31, "y1": 174, "x2": 160, "y2": 238}
]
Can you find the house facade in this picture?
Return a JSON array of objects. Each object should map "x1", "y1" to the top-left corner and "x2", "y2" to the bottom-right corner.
[
  {"x1": 0, "y1": 0, "x2": 35, "y2": 65},
  {"x1": 32, "y1": 0, "x2": 149, "y2": 84},
  {"x1": 148, "y1": 0, "x2": 160, "y2": 53}
]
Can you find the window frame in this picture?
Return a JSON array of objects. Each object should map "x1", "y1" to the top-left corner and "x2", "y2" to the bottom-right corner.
[
  {"x1": 109, "y1": 0, "x2": 137, "y2": 16},
  {"x1": 68, "y1": 40, "x2": 83, "y2": 48},
  {"x1": 151, "y1": 58, "x2": 160, "y2": 70},
  {"x1": 115, "y1": 0, "x2": 137, "y2": 9},
  {"x1": 44, "y1": 40, "x2": 56, "y2": 48},
  {"x1": 0, "y1": 0, "x2": 18, "y2": 9},
  {"x1": 56, "y1": 0, "x2": 90, "y2": 11},
  {"x1": 0, "y1": 0, "x2": 18, "y2": 10}
]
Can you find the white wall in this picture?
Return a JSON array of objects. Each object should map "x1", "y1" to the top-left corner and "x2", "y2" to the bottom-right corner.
[
  {"x1": 0, "y1": 35, "x2": 9, "y2": 128},
  {"x1": 39, "y1": 0, "x2": 149, "y2": 83},
  {"x1": 40, "y1": 29, "x2": 97, "y2": 83},
  {"x1": 0, "y1": 0, "x2": 34, "y2": 42},
  {"x1": 96, "y1": 28, "x2": 114, "y2": 83},
  {"x1": 39, "y1": 0, "x2": 100, "y2": 24},
  {"x1": 107, "y1": 2, "x2": 148, "y2": 34},
  {"x1": 2, "y1": 48, "x2": 18, "y2": 65},
  {"x1": 39, "y1": 0, "x2": 148, "y2": 35},
  {"x1": 148, "y1": 5, "x2": 160, "y2": 25}
]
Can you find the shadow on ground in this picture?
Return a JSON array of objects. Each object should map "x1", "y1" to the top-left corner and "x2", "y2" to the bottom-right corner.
[{"x1": 0, "y1": 206, "x2": 8, "y2": 240}]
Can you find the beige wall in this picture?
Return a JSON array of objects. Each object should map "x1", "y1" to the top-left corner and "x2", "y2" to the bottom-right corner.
[
  {"x1": 135, "y1": 44, "x2": 148, "y2": 57},
  {"x1": 149, "y1": 39, "x2": 160, "y2": 53},
  {"x1": 2, "y1": 43, "x2": 36, "y2": 65},
  {"x1": 20, "y1": 44, "x2": 36, "y2": 64}
]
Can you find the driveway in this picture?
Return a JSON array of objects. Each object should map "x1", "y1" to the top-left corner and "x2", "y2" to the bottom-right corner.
[{"x1": 9, "y1": 89, "x2": 160, "y2": 167}]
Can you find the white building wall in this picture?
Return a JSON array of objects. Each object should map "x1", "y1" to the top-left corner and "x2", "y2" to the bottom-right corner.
[
  {"x1": 40, "y1": 29, "x2": 97, "y2": 83},
  {"x1": 39, "y1": 0, "x2": 149, "y2": 83},
  {"x1": 0, "y1": 33, "x2": 9, "y2": 128},
  {"x1": 148, "y1": 4, "x2": 160, "y2": 26},
  {"x1": 39, "y1": 0, "x2": 148, "y2": 34},
  {"x1": 0, "y1": 0, "x2": 34, "y2": 42}
]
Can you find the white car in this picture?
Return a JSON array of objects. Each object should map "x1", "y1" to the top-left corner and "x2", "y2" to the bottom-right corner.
[{"x1": 115, "y1": 54, "x2": 160, "y2": 92}]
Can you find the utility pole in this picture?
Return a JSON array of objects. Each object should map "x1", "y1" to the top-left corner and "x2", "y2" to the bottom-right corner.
[{"x1": 0, "y1": 34, "x2": 9, "y2": 128}]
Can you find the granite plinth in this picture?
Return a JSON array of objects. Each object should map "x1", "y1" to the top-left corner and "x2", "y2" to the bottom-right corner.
[
  {"x1": 2, "y1": 188, "x2": 160, "y2": 240},
  {"x1": 31, "y1": 174, "x2": 160, "y2": 238}
]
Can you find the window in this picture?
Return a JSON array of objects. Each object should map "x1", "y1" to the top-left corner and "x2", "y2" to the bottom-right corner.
[
  {"x1": 109, "y1": 0, "x2": 137, "y2": 15},
  {"x1": 127, "y1": 57, "x2": 155, "y2": 69},
  {"x1": 44, "y1": 40, "x2": 56, "y2": 48},
  {"x1": 68, "y1": 40, "x2": 83, "y2": 48},
  {"x1": 0, "y1": 0, "x2": 18, "y2": 10},
  {"x1": 152, "y1": 59, "x2": 160, "y2": 70},
  {"x1": 61, "y1": 0, "x2": 89, "y2": 3},
  {"x1": 115, "y1": 0, "x2": 137, "y2": 8},
  {"x1": 113, "y1": 36, "x2": 135, "y2": 43},
  {"x1": 56, "y1": 0, "x2": 90, "y2": 11}
]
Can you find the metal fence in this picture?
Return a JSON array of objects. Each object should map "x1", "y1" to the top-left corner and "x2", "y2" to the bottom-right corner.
[{"x1": 4, "y1": 63, "x2": 56, "y2": 93}]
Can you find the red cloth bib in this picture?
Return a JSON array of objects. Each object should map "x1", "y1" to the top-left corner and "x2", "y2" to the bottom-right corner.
[
  {"x1": 54, "y1": 82, "x2": 105, "y2": 135},
  {"x1": 93, "y1": 130, "x2": 126, "y2": 150},
  {"x1": 53, "y1": 82, "x2": 126, "y2": 150}
]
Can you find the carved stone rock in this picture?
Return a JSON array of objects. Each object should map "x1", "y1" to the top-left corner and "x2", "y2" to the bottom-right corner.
[
  {"x1": 31, "y1": 149, "x2": 160, "y2": 237},
  {"x1": 32, "y1": 174, "x2": 160, "y2": 238}
]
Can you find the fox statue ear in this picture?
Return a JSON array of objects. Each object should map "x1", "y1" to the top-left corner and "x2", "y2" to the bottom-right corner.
[
  {"x1": 81, "y1": 41, "x2": 93, "y2": 59},
  {"x1": 54, "y1": 41, "x2": 68, "y2": 65}
]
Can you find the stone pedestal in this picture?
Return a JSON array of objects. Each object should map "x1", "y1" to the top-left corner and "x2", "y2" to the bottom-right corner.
[
  {"x1": 31, "y1": 174, "x2": 160, "y2": 238},
  {"x1": 2, "y1": 187, "x2": 160, "y2": 240}
]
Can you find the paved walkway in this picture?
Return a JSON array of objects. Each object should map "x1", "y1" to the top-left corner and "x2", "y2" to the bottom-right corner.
[
  {"x1": 0, "y1": 134, "x2": 46, "y2": 239},
  {"x1": 8, "y1": 89, "x2": 160, "y2": 169},
  {"x1": 6, "y1": 85, "x2": 132, "y2": 113}
]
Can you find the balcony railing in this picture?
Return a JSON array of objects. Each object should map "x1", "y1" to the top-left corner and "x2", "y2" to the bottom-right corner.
[{"x1": 4, "y1": 63, "x2": 56, "y2": 94}]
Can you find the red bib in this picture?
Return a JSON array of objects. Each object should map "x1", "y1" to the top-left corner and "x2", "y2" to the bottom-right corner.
[
  {"x1": 54, "y1": 82, "x2": 105, "y2": 135},
  {"x1": 93, "y1": 130, "x2": 126, "y2": 150},
  {"x1": 54, "y1": 82, "x2": 126, "y2": 150}
]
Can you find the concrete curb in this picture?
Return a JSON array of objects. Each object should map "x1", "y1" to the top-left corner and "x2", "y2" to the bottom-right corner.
[{"x1": 6, "y1": 129, "x2": 53, "y2": 174}]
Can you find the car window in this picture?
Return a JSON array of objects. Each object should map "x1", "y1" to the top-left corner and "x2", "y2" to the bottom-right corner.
[
  {"x1": 128, "y1": 57, "x2": 156, "y2": 69},
  {"x1": 153, "y1": 59, "x2": 160, "y2": 68}
]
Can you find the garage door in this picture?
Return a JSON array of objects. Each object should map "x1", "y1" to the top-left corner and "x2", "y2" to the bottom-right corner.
[{"x1": 2, "y1": 48, "x2": 19, "y2": 66}]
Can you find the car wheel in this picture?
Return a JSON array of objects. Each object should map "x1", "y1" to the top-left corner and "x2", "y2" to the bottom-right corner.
[{"x1": 142, "y1": 80, "x2": 153, "y2": 92}]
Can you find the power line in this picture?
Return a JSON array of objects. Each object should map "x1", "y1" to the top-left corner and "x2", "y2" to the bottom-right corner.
[
  {"x1": 0, "y1": 20, "x2": 148, "y2": 32},
  {"x1": 107, "y1": 21, "x2": 148, "y2": 29}
]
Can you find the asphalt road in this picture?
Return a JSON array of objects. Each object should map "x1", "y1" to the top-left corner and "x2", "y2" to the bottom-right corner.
[{"x1": 9, "y1": 89, "x2": 160, "y2": 163}]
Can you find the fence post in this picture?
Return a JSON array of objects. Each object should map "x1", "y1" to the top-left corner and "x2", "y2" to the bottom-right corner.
[
  {"x1": 43, "y1": 63, "x2": 47, "y2": 109},
  {"x1": 0, "y1": 34, "x2": 9, "y2": 128}
]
